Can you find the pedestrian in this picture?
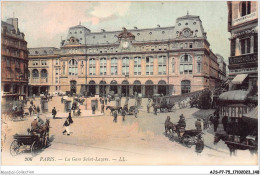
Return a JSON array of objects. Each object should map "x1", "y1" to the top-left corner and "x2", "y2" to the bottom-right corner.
[
  {"x1": 62, "y1": 113, "x2": 73, "y2": 136},
  {"x1": 134, "y1": 107, "x2": 138, "y2": 118},
  {"x1": 92, "y1": 105, "x2": 96, "y2": 114},
  {"x1": 52, "y1": 107, "x2": 57, "y2": 119},
  {"x1": 30, "y1": 100, "x2": 33, "y2": 106},
  {"x1": 29, "y1": 106, "x2": 33, "y2": 116},
  {"x1": 154, "y1": 105, "x2": 157, "y2": 115},
  {"x1": 36, "y1": 106, "x2": 40, "y2": 113},
  {"x1": 113, "y1": 111, "x2": 117, "y2": 123},
  {"x1": 203, "y1": 119, "x2": 207, "y2": 130},
  {"x1": 213, "y1": 116, "x2": 219, "y2": 132},
  {"x1": 37, "y1": 113, "x2": 44, "y2": 127},
  {"x1": 195, "y1": 119, "x2": 202, "y2": 131},
  {"x1": 61, "y1": 96, "x2": 64, "y2": 103},
  {"x1": 147, "y1": 104, "x2": 150, "y2": 113},
  {"x1": 101, "y1": 103, "x2": 105, "y2": 113},
  {"x1": 121, "y1": 109, "x2": 126, "y2": 121},
  {"x1": 20, "y1": 107, "x2": 24, "y2": 117}
]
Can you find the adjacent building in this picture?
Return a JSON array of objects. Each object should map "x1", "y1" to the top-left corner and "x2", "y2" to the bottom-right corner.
[
  {"x1": 217, "y1": 1, "x2": 258, "y2": 126},
  {"x1": 216, "y1": 54, "x2": 227, "y2": 82},
  {"x1": 29, "y1": 14, "x2": 223, "y2": 97},
  {"x1": 227, "y1": 1, "x2": 258, "y2": 91},
  {"x1": 1, "y1": 18, "x2": 29, "y2": 108}
]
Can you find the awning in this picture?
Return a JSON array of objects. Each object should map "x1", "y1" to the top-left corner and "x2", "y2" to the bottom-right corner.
[
  {"x1": 232, "y1": 74, "x2": 248, "y2": 85},
  {"x1": 219, "y1": 90, "x2": 249, "y2": 101}
]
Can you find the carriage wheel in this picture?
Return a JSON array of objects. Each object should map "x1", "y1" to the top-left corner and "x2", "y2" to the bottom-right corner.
[
  {"x1": 182, "y1": 135, "x2": 193, "y2": 148},
  {"x1": 10, "y1": 140, "x2": 20, "y2": 156},
  {"x1": 30, "y1": 141, "x2": 36, "y2": 157}
]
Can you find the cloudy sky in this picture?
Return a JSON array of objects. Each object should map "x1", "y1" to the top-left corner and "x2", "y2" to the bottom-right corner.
[{"x1": 2, "y1": 1, "x2": 230, "y2": 61}]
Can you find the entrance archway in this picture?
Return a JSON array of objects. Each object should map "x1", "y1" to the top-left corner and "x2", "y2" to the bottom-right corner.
[
  {"x1": 70, "y1": 80, "x2": 77, "y2": 94},
  {"x1": 121, "y1": 80, "x2": 129, "y2": 97},
  {"x1": 110, "y1": 80, "x2": 118, "y2": 94},
  {"x1": 145, "y1": 80, "x2": 154, "y2": 98},
  {"x1": 99, "y1": 80, "x2": 106, "y2": 97},
  {"x1": 89, "y1": 80, "x2": 96, "y2": 96},
  {"x1": 133, "y1": 80, "x2": 141, "y2": 94},
  {"x1": 40, "y1": 86, "x2": 48, "y2": 95},
  {"x1": 158, "y1": 80, "x2": 167, "y2": 96},
  {"x1": 32, "y1": 86, "x2": 39, "y2": 96}
]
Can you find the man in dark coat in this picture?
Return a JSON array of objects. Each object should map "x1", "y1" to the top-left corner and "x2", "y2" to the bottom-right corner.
[
  {"x1": 52, "y1": 107, "x2": 57, "y2": 119},
  {"x1": 177, "y1": 114, "x2": 186, "y2": 129},
  {"x1": 36, "y1": 106, "x2": 40, "y2": 113},
  {"x1": 63, "y1": 113, "x2": 73, "y2": 136},
  {"x1": 213, "y1": 116, "x2": 219, "y2": 132},
  {"x1": 121, "y1": 109, "x2": 126, "y2": 121},
  {"x1": 101, "y1": 104, "x2": 105, "y2": 113},
  {"x1": 29, "y1": 106, "x2": 33, "y2": 116},
  {"x1": 30, "y1": 100, "x2": 34, "y2": 106},
  {"x1": 154, "y1": 105, "x2": 157, "y2": 115},
  {"x1": 113, "y1": 111, "x2": 117, "y2": 123},
  {"x1": 105, "y1": 97, "x2": 107, "y2": 105},
  {"x1": 92, "y1": 105, "x2": 96, "y2": 114}
]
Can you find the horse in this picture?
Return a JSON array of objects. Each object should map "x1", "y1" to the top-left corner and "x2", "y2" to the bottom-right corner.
[
  {"x1": 214, "y1": 133, "x2": 257, "y2": 156},
  {"x1": 165, "y1": 116, "x2": 177, "y2": 137},
  {"x1": 38, "y1": 119, "x2": 50, "y2": 147},
  {"x1": 106, "y1": 106, "x2": 122, "y2": 115}
]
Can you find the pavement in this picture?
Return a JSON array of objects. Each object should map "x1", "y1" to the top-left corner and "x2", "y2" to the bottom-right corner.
[{"x1": 1, "y1": 97, "x2": 258, "y2": 165}]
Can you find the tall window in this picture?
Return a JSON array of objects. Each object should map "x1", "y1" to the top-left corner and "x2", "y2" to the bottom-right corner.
[
  {"x1": 62, "y1": 61, "x2": 65, "y2": 75},
  {"x1": 146, "y1": 56, "x2": 154, "y2": 75},
  {"x1": 32, "y1": 60, "x2": 38, "y2": 66},
  {"x1": 241, "y1": 1, "x2": 251, "y2": 17},
  {"x1": 254, "y1": 35, "x2": 258, "y2": 53},
  {"x1": 240, "y1": 38, "x2": 250, "y2": 54},
  {"x1": 134, "y1": 56, "x2": 141, "y2": 75},
  {"x1": 197, "y1": 56, "x2": 202, "y2": 73},
  {"x1": 180, "y1": 54, "x2": 193, "y2": 74},
  {"x1": 158, "y1": 55, "x2": 166, "y2": 75},
  {"x1": 122, "y1": 57, "x2": 129, "y2": 75},
  {"x1": 89, "y1": 58, "x2": 96, "y2": 75},
  {"x1": 56, "y1": 59, "x2": 59, "y2": 65},
  {"x1": 100, "y1": 58, "x2": 107, "y2": 75},
  {"x1": 68, "y1": 59, "x2": 78, "y2": 76},
  {"x1": 172, "y1": 58, "x2": 175, "y2": 73},
  {"x1": 111, "y1": 57, "x2": 118, "y2": 75},
  {"x1": 231, "y1": 39, "x2": 236, "y2": 56}
]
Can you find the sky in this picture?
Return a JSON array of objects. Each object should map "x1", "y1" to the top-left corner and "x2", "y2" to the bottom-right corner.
[{"x1": 1, "y1": 1, "x2": 230, "y2": 62}]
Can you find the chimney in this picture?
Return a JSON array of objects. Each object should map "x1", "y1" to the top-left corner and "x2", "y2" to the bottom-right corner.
[
  {"x1": 157, "y1": 24, "x2": 160, "y2": 28},
  {"x1": 7, "y1": 18, "x2": 18, "y2": 34},
  {"x1": 134, "y1": 26, "x2": 138, "y2": 29},
  {"x1": 101, "y1": 29, "x2": 106, "y2": 32}
]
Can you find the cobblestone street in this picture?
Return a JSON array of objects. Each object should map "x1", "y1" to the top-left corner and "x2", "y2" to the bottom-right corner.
[{"x1": 1, "y1": 97, "x2": 257, "y2": 165}]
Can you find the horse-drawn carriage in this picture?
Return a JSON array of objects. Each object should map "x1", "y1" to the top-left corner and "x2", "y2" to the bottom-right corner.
[
  {"x1": 10, "y1": 119, "x2": 50, "y2": 156},
  {"x1": 152, "y1": 95, "x2": 175, "y2": 113}
]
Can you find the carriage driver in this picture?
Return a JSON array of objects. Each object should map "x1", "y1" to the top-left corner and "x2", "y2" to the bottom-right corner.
[
  {"x1": 31, "y1": 116, "x2": 39, "y2": 132},
  {"x1": 177, "y1": 114, "x2": 186, "y2": 129}
]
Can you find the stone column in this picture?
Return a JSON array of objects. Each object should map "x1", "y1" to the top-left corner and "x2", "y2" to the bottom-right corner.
[
  {"x1": 250, "y1": 35, "x2": 254, "y2": 53},
  {"x1": 153, "y1": 85, "x2": 158, "y2": 94},
  {"x1": 106, "y1": 85, "x2": 110, "y2": 95},
  {"x1": 96, "y1": 85, "x2": 99, "y2": 95},
  {"x1": 118, "y1": 85, "x2": 121, "y2": 95},
  {"x1": 141, "y1": 85, "x2": 145, "y2": 97},
  {"x1": 129, "y1": 85, "x2": 133, "y2": 96}
]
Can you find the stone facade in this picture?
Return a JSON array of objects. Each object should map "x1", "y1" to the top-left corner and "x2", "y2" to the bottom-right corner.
[
  {"x1": 29, "y1": 14, "x2": 223, "y2": 97},
  {"x1": 1, "y1": 18, "x2": 29, "y2": 106}
]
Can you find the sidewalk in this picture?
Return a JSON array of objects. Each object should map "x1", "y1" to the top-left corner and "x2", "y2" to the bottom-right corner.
[{"x1": 54, "y1": 110, "x2": 104, "y2": 118}]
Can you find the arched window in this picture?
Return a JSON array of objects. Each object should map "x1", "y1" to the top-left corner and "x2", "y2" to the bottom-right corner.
[
  {"x1": 180, "y1": 54, "x2": 192, "y2": 74},
  {"x1": 158, "y1": 55, "x2": 167, "y2": 75},
  {"x1": 146, "y1": 56, "x2": 153, "y2": 75},
  {"x1": 134, "y1": 56, "x2": 141, "y2": 75},
  {"x1": 122, "y1": 57, "x2": 129, "y2": 75},
  {"x1": 181, "y1": 80, "x2": 191, "y2": 94},
  {"x1": 100, "y1": 58, "x2": 107, "y2": 75},
  {"x1": 111, "y1": 57, "x2": 118, "y2": 75},
  {"x1": 68, "y1": 59, "x2": 78, "y2": 76},
  {"x1": 41, "y1": 69, "x2": 48, "y2": 78},
  {"x1": 32, "y1": 69, "x2": 39, "y2": 78},
  {"x1": 89, "y1": 58, "x2": 96, "y2": 75}
]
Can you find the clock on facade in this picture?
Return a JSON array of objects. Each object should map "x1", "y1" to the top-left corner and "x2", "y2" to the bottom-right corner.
[
  {"x1": 183, "y1": 29, "x2": 191, "y2": 37},
  {"x1": 122, "y1": 41, "x2": 130, "y2": 49}
]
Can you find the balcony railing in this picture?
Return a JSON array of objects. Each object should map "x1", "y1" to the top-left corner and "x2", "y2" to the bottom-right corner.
[
  {"x1": 41, "y1": 77, "x2": 48, "y2": 83},
  {"x1": 32, "y1": 78, "x2": 39, "y2": 83},
  {"x1": 229, "y1": 53, "x2": 257, "y2": 65}
]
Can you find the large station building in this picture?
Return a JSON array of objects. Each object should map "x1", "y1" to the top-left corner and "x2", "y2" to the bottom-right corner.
[{"x1": 28, "y1": 14, "x2": 225, "y2": 97}]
